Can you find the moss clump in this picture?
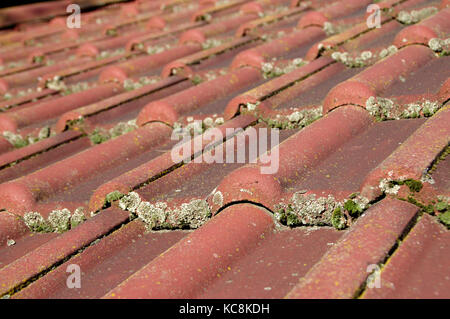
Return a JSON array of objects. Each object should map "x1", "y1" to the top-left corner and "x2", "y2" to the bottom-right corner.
[
  {"x1": 105, "y1": 190, "x2": 125, "y2": 204},
  {"x1": 275, "y1": 205, "x2": 300, "y2": 227},
  {"x1": 331, "y1": 207, "x2": 347, "y2": 230},
  {"x1": 343, "y1": 199, "x2": 364, "y2": 218},
  {"x1": 435, "y1": 200, "x2": 448, "y2": 212},
  {"x1": 191, "y1": 75, "x2": 203, "y2": 85},
  {"x1": 89, "y1": 128, "x2": 110, "y2": 144},
  {"x1": 438, "y1": 211, "x2": 450, "y2": 229},
  {"x1": 403, "y1": 179, "x2": 423, "y2": 193},
  {"x1": 407, "y1": 196, "x2": 434, "y2": 214}
]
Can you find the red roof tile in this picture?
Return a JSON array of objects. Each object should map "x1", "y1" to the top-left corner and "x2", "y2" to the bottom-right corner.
[{"x1": 0, "y1": 0, "x2": 449, "y2": 300}]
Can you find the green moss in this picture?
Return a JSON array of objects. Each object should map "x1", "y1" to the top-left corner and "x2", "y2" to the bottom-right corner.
[
  {"x1": 435, "y1": 200, "x2": 448, "y2": 212},
  {"x1": 105, "y1": 190, "x2": 125, "y2": 203},
  {"x1": 286, "y1": 211, "x2": 300, "y2": 227},
  {"x1": 407, "y1": 196, "x2": 434, "y2": 214},
  {"x1": 403, "y1": 179, "x2": 423, "y2": 193},
  {"x1": 343, "y1": 200, "x2": 363, "y2": 217},
  {"x1": 331, "y1": 207, "x2": 347, "y2": 230},
  {"x1": 438, "y1": 211, "x2": 450, "y2": 229},
  {"x1": 191, "y1": 75, "x2": 203, "y2": 85},
  {"x1": 89, "y1": 128, "x2": 110, "y2": 144}
]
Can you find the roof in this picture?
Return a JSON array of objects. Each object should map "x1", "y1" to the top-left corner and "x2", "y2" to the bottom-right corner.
[{"x1": 0, "y1": 0, "x2": 449, "y2": 299}]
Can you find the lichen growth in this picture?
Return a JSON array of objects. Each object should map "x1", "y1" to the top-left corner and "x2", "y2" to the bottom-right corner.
[
  {"x1": 48, "y1": 208, "x2": 71, "y2": 233},
  {"x1": 6, "y1": 239, "x2": 16, "y2": 246},
  {"x1": 118, "y1": 192, "x2": 212, "y2": 231},
  {"x1": 71, "y1": 207, "x2": 87, "y2": 228},
  {"x1": 212, "y1": 190, "x2": 224, "y2": 207},
  {"x1": 202, "y1": 38, "x2": 224, "y2": 50},
  {"x1": 261, "y1": 58, "x2": 308, "y2": 79},
  {"x1": 428, "y1": 38, "x2": 450, "y2": 55},
  {"x1": 2, "y1": 126, "x2": 53, "y2": 149},
  {"x1": 23, "y1": 207, "x2": 87, "y2": 233},
  {"x1": 396, "y1": 7, "x2": 438, "y2": 24},
  {"x1": 23, "y1": 212, "x2": 52, "y2": 233},
  {"x1": 331, "y1": 50, "x2": 375, "y2": 68},
  {"x1": 258, "y1": 106, "x2": 323, "y2": 130},
  {"x1": 88, "y1": 120, "x2": 138, "y2": 145},
  {"x1": 365, "y1": 97, "x2": 441, "y2": 121},
  {"x1": 123, "y1": 76, "x2": 159, "y2": 91},
  {"x1": 275, "y1": 192, "x2": 370, "y2": 230}
]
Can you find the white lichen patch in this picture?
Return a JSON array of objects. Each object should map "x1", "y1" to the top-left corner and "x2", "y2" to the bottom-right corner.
[
  {"x1": 202, "y1": 38, "x2": 224, "y2": 50},
  {"x1": 123, "y1": 76, "x2": 160, "y2": 91},
  {"x1": 61, "y1": 82, "x2": 92, "y2": 96},
  {"x1": 396, "y1": 7, "x2": 438, "y2": 24},
  {"x1": 118, "y1": 191, "x2": 141, "y2": 213},
  {"x1": 212, "y1": 190, "x2": 224, "y2": 207},
  {"x1": 261, "y1": 57, "x2": 308, "y2": 79},
  {"x1": 365, "y1": 97, "x2": 441, "y2": 121},
  {"x1": 23, "y1": 212, "x2": 49, "y2": 232},
  {"x1": 146, "y1": 44, "x2": 169, "y2": 55},
  {"x1": 25, "y1": 207, "x2": 87, "y2": 233},
  {"x1": 275, "y1": 192, "x2": 370, "y2": 230},
  {"x1": 23, "y1": 207, "x2": 87, "y2": 233},
  {"x1": 89, "y1": 120, "x2": 138, "y2": 145},
  {"x1": 46, "y1": 76, "x2": 67, "y2": 91},
  {"x1": 71, "y1": 207, "x2": 87, "y2": 228},
  {"x1": 96, "y1": 48, "x2": 126, "y2": 60},
  {"x1": 48, "y1": 208, "x2": 71, "y2": 233},
  {"x1": 331, "y1": 50, "x2": 375, "y2": 68},
  {"x1": 379, "y1": 45, "x2": 398, "y2": 59},
  {"x1": 244, "y1": 101, "x2": 260, "y2": 111},
  {"x1": 119, "y1": 192, "x2": 212, "y2": 231},
  {"x1": 3, "y1": 126, "x2": 53, "y2": 149},
  {"x1": 428, "y1": 38, "x2": 450, "y2": 54},
  {"x1": 6, "y1": 239, "x2": 15, "y2": 246},
  {"x1": 323, "y1": 22, "x2": 336, "y2": 36},
  {"x1": 261, "y1": 106, "x2": 323, "y2": 129}
]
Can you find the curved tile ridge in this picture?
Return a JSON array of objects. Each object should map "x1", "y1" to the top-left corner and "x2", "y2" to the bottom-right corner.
[
  {"x1": 285, "y1": 198, "x2": 419, "y2": 299},
  {"x1": 0, "y1": 84, "x2": 122, "y2": 133},
  {"x1": 88, "y1": 115, "x2": 256, "y2": 211},
  {"x1": 211, "y1": 105, "x2": 373, "y2": 212},
  {"x1": 55, "y1": 76, "x2": 187, "y2": 132},
  {"x1": 0, "y1": 123, "x2": 172, "y2": 215},
  {"x1": 103, "y1": 203, "x2": 275, "y2": 299},
  {"x1": 0, "y1": 207, "x2": 130, "y2": 298},
  {"x1": 236, "y1": 4, "x2": 309, "y2": 37},
  {"x1": 162, "y1": 35, "x2": 259, "y2": 77},
  {"x1": 224, "y1": 56, "x2": 334, "y2": 119},
  {"x1": 231, "y1": 26, "x2": 325, "y2": 69},
  {"x1": 393, "y1": 7, "x2": 450, "y2": 48},
  {"x1": 361, "y1": 105, "x2": 450, "y2": 201},
  {"x1": 323, "y1": 45, "x2": 436, "y2": 114},
  {"x1": 297, "y1": 0, "x2": 372, "y2": 29},
  {"x1": 99, "y1": 44, "x2": 202, "y2": 84},
  {"x1": 138, "y1": 66, "x2": 262, "y2": 126},
  {"x1": 0, "y1": 130, "x2": 83, "y2": 170}
]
